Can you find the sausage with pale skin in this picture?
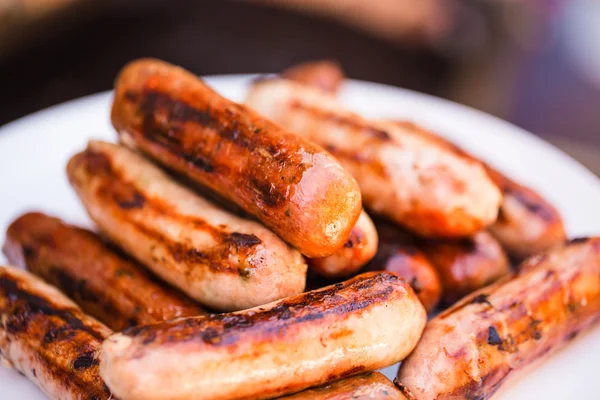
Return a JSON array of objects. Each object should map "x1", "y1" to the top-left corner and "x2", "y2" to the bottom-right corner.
[
  {"x1": 246, "y1": 78, "x2": 502, "y2": 238},
  {"x1": 112, "y1": 58, "x2": 362, "y2": 258},
  {"x1": 420, "y1": 231, "x2": 511, "y2": 305},
  {"x1": 0, "y1": 266, "x2": 114, "y2": 400},
  {"x1": 100, "y1": 271, "x2": 427, "y2": 400},
  {"x1": 3, "y1": 212, "x2": 206, "y2": 331},
  {"x1": 397, "y1": 237, "x2": 600, "y2": 400},
  {"x1": 281, "y1": 60, "x2": 344, "y2": 95},
  {"x1": 307, "y1": 210, "x2": 378, "y2": 278},
  {"x1": 366, "y1": 219, "x2": 442, "y2": 313},
  {"x1": 280, "y1": 372, "x2": 408, "y2": 399},
  {"x1": 67, "y1": 140, "x2": 307, "y2": 311}
]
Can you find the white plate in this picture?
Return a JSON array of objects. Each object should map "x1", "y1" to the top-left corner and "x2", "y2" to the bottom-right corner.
[{"x1": 1, "y1": 75, "x2": 599, "y2": 400}]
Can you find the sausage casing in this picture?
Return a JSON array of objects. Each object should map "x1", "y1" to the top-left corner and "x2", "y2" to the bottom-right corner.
[
  {"x1": 420, "y1": 231, "x2": 511, "y2": 305},
  {"x1": 3, "y1": 212, "x2": 206, "y2": 331},
  {"x1": 67, "y1": 140, "x2": 307, "y2": 311},
  {"x1": 246, "y1": 79, "x2": 502, "y2": 238},
  {"x1": 307, "y1": 210, "x2": 378, "y2": 278},
  {"x1": 112, "y1": 58, "x2": 362, "y2": 258},
  {"x1": 281, "y1": 60, "x2": 344, "y2": 95},
  {"x1": 397, "y1": 238, "x2": 600, "y2": 399},
  {"x1": 100, "y1": 271, "x2": 426, "y2": 400},
  {"x1": 0, "y1": 266, "x2": 114, "y2": 400},
  {"x1": 280, "y1": 372, "x2": 408, "y2": 399}
]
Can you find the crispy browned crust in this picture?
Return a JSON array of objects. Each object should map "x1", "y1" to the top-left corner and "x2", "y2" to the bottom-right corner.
[
  {"x1": 281, "y1": 372, "x2": 408, "y2": 399},
  {"x1": 111, "y1": 58, "x2": 362, "y2": 258},
  {"x1": 420, "y1": 231, "x2": 511, "y2": 305},
  {"x1": 0, "y1": 266, "x2": 114, "y2": 400},
  {"x1": 392, "y1": 120, "x2": 566, "y2": 259},
  {"x1": 366, "y1": 219, "x2": 442, "y2": 313},
  {"x1": 281, "y1": 60, "x2": 344, "y2": 95},
  {"x1": 3, "y1": 212, "x2": 206, "y2": 331},
  {"x1": 398, "y1": 237, "x2": 600, "y2": 399}
]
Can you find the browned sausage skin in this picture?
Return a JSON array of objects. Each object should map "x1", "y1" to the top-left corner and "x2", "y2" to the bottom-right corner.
[
  {"x1": 420, "y1": 231, "x2": 511, "y2": 305},
  {"x1": 0, "y1": 266, "x2": 114, "y2": 400},
  {"x1": 281, "y1": 60, "x2": 344, "y2": 95},
  {"x1": 280, "y1": 372, "x2": 408, "y2": 399},
  {"x1": 100, "y1": 272, "x2": 426, "y2": 400},
  {"x1": 307, "y1": 210, "x2": 378, "y2": 279},
  {"x1": 112, "y1": 58, "x2": 362, "y2": 258},
  {"x1": 366, "y1": 219, "x2": 442, "y2": 313},
  {"x1": 3, "y1": 212, "x2": 206, "y2": 331},
  {"x1": 397, "y1": 238, "x2": 600, "y2": 400}
]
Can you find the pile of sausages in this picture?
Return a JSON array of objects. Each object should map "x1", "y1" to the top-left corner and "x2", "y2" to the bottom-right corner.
[{"x1": 0, "y1": 58, "x2": 598, "y2": 400}]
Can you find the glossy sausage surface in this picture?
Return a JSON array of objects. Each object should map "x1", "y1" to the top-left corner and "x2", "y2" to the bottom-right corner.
[
  {"x1": 0, "y1": 266, "x2": 114, "y2": 400},
  {"x1": 420, "y1": 231, "x2": 511, "y2": 305},
  {"x1": 307, "y1": 210, "x2": 378, "y2": 278},
  {"x1": 280, "y1": 372, "x2": 408, "y2": 399},
  {"x1": 67, "y1": 140, "x2": 307, "y2": 311},
  {"x1": 112, "y1": 58, "x2": 362, "y2": 258},
  {"x1": 100, "y1": 272, "x2": 427, "y2": 400},
  {"x1": 3, "y1": 212, "x2": 206, "y2": 331},
  {"x1": 281, "y1": 60, "x2": 344, "y2": 95},
  {"x1": 246, "y1": 79, "x2": 501, "y2": 238},
  {"x1": 366, "y1": 219, "x2": 442, "y2": 313},
  {"x1": 397, "y1": 238, "x2": 600, "y2": 399}
]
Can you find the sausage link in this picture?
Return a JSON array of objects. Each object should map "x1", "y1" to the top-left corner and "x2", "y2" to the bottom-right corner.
[
  {"x1": 307, "y1": 210, "x2": 378, "y2": 278},
  {"x1": 0, "y1": 266, "x2": 114, "y2": 400},
  {"x1": 366, "y1": 219, "x2": 442, "y2": 313},
  {"x1": 420, "y1": 231, "x2": 511, "y2": 305},
  {"x1": 281, "y1": 60, "x2": 344, "y2": 95},
  {"x1": 100, "y1": 271, "x2": 427, "y2": 400},
  {"x1": 280, "y1": 372, "x2": 408, "y2": 399},
  {"x1": 389, "y1": 120, "x2": 566, "y2": 259},
  {"x1": 66, "y1": 140, "x2": 307, "y2": 311},
  {"x1": 246, "y1": 79, "x2": 501, "y2": 238},
  {"x1": 3, "y1": 212, "x2": 206, "y2": 331},
  {"x1": 397, "y1": 238, "x2": 600, "y2": 399},
  {"x1": 112, "y1": 58, "x2": 362, "y2": 258}
]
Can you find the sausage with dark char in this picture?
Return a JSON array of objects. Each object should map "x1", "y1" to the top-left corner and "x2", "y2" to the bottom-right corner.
[
  {"x1": 112, "y1": 58, "x2": 362, "y2": 258},
  {"x1": 100, "y1": 271, "x2": 426, "y2": 400},
  {"x1": 0, "y1": 265, "x2": 115, "y2": 400},
  {"x1": 397, "y1": 237, "x2": 600, "y2": 399},
  {"x1": 3, "y1": 212, "x2": 206, "y2": 331}
]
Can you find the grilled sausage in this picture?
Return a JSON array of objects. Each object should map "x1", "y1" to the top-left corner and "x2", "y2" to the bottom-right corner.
[
  {"x1": 100, "y1": 272, "x2": 427, "y2": 400},
  {"x1": 307, "y1": 210, "x2": 378, "y2": 279},
  {"x1": 246, "y1": 78, "x2": 502, "y2": 238},
  {"x1": 420, "y1": 231, "x2": 511, "y2": 305},
  {"x1": 112, "y1": 58, "x2": 362, "y2": 258},
  {"x1": 0, "y1": 265, "x2": 114, "y2": 400},
  {"x1": 281, "y1": 60, "x2": 344, "y2": 95},
  {"x1": 280, "y1": 372, "x2": 408, "y2": 399},
  {"x1": 3, "y1": 212, "x2": 206, "y2": 331},
  {"x1": 389, "y1": 120, "x2": 566, "y2": 259},
  {"x1": 397, "y1": 237, "x2": 600, "y2": 400},
  {"x1": 366, "y1": 219, "x2": 442, "y2": 313},
  {"x1": 67, "y1": 140, "x2": 307, "y2": 311}
]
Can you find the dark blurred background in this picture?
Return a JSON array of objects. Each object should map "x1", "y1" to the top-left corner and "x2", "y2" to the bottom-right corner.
[{"x1": 1, "y1": 0, "x2": 598, "y2": 174}]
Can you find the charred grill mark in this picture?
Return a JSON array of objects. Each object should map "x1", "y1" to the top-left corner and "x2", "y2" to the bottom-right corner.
[
  {"x1": 49, "y1": 267, "x2": 99, "y2": 304},
  {"x1": 72, "y1": 353, "x2": 99, "y2": 370},
  {"x1": 116, "y1": 192, "x2": 146, "y2": 210},
  {"x1": 487, "y1": 326, "x2": 503, "y2": 346},
  {"x1": 504, "y1": 185, "x2": 557, "y2": 222},
  {"x1": 567, "y1": 237, "x2": 590, "y2": 245},
  {"x1": 123, "y1": 273, "x2": 401, "y2": 347},
  {"x1": 471, "y1": 294, "x2": 493, "y2": 307}
]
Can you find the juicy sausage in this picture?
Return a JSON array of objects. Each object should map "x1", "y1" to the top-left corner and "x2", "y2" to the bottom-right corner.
[
  {"x1": 307, "y1": 210, "x2": 378, "y2": 279},
  {"x1": 389, "y1": 120, "x2": 566, "y2": 259},
  {"x1": 66, "y1": 140, "x2": 307, "y2": 311},
  {"x1": 3, "y1": 212, "x2": 206, "y2": 331},
  {"x1": 397, "y1": 237, "x2": 600, "y2": 400},
  {"x1": 281, "y1": 60, "x2": 344, "y2": 95},
  {"x1": 112, "y1": 58, "x2": 362, "y2": 258},
  {"x1": 420, "y1": 231, "x2": 511, "y2": 305},
  {"x1": 100, "y1": 271, "x2": 427, "y2": 400},
  {"x1": 280, "y1": 372, "x2": 408, "y2": 399},
  {"x1": 246, "y1": 78, "x2": 502, "y2": 238},
  {"x1": 0, "y1": 265, "x2": 114, "y2": 400},
  {"x1": 366, "y1": 219, "x2": 442, "y2": 313}
]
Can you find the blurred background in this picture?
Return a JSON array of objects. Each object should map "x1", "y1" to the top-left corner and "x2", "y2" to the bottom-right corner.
[{"x1": 0, "y1": 0, "x2": 598, "y2": 175}]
